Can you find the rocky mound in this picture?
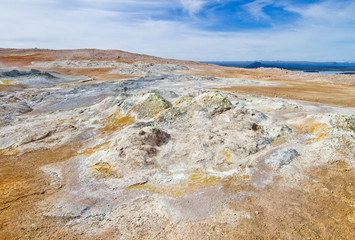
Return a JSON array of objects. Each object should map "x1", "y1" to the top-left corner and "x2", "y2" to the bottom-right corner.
[
  {"x1": 0, "y1": 69, "x2": 88, "y2": 88},
  {"x1": 0, "y1": 69, "x2": 57, "y2": 79}
]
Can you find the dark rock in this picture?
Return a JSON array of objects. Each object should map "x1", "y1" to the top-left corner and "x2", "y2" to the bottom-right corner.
[
  {"x1": 0, "y1": 69, "x2": 23, "y2": 77},
  {"x1": 143, "y1": 128, "x2": 171, "y2": 147},
  {"x1": 265, "y1": 148, "x2": 300, "y2": 169},
  {"x1": 0, "y1": 69, "x2": 57, "y2": 79},
  {"x1": 251, "y1": 123, "x2": 262, "y2": 131},
  {"x1": 132, "y1": 121, "x2": 154, "y2": 128},
  {"x1": 139, "y1": 145, "x2": 158, "y2": 156},
  {"x1": 129, "y1": 128, "x2": 171, "y2": 148}
]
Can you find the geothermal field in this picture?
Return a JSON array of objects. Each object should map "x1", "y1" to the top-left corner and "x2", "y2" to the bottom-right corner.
[{"x1": 0, "y1": 49, "x2": 354, "y2": 239}]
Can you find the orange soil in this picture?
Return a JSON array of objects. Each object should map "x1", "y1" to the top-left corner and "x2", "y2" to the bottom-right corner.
[
  {"x1": 0, "y1": 53, "x2": 53, "y2": 68},
  {"x1": 46, "y1": 67, "x2": 137, "y2": 81},
  {"x1": 0, "y1": 144, "x2": 82, "y2": 239},
  {"x1": 189, "y1": 66, "x2": 355, "y2": 108},
  {"x1": 217, "y1": 81, "x2": 355, "y2": 108},
  {"x1": 0, "y1": 49, "x2": 204, "y2": 67},
  {"x1": 0, "y1": 85, "x2": 24, "y2": 91},
  {"x1": 217, "y1": 164, "x2": 355, "y2": 239}
]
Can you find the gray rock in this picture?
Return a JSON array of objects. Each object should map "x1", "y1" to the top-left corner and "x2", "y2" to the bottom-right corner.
[
  {"x1": 265, "y1": 148, "x2": 300, "y2": 169},
  {"x1": 0, "y1": 69, "x2": 57, "y2": 79},
  {"x1": 132, "y1": 121, "x2": 154, "y2": 128}
]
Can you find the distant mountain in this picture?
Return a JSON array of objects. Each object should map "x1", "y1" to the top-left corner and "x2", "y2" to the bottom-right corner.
[
  {"x1": 203, "y1": 61, "x2": 355, "y2": 72},
  {"x1": 245, "y1": 61, "x2": 267, "y2": 68}
]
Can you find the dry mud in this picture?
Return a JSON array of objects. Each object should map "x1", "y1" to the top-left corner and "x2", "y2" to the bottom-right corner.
[{"x1": 0, "y1": 49, "x2": 354, "y2": 239}]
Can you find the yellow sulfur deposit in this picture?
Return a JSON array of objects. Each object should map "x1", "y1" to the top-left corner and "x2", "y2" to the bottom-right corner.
[
  {"x1": 126, "y1": 173, "x2": 221, "y2": 198},
  {"x1": 311, "y1": 123, "x2": 331, "y2": 141}
]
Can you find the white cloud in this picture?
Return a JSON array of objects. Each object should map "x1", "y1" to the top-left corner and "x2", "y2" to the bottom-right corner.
[
  {"x1": 285, "y1": 0, "x2": 355, "y2": 25},
  {"x1": 243, "y1": 0, "x2": 273, "y2": 21},
  {"x1": 0, "y1": 0, "x2": 354, "y2": 61},
  {"x1": 180, "y1": 0, "x2": 207, "y2": 15}
]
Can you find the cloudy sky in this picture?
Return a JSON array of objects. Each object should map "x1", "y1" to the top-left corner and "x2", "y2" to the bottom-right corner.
[{"x1": 1, "y1": 0, "x2": 354, "y2": 61}]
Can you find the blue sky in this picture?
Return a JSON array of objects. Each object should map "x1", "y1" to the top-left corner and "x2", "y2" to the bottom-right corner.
[{"x1": 0, "y1": 0, "x2": 354, "y2": 61}]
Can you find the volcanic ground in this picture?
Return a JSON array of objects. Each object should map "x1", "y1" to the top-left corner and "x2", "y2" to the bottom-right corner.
[{"x1": 0, "y1": 49, "x2": 354, "y2": 239}]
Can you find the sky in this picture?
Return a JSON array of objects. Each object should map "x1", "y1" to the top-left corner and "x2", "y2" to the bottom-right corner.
[{"x1": 0, "y1": 0, "x2": 354, "y2": 61}]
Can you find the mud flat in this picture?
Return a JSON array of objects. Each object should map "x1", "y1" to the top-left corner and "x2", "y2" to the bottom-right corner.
[{"x1": 0, "y1": 49, "x2": 354, "y2": 239}]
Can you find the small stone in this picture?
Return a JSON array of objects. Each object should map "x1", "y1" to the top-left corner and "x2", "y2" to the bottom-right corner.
[{"x1": 251, "y1": 123, "x2": 262, "y2": 131}]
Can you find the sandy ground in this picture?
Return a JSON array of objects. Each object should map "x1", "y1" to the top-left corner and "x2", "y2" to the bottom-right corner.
[
  {"x1": 217, "y1": 81, "x2": 355, "y2": 108},
  {"x1": 192, "y1": 66, "x2": 355, "y2": 108}
]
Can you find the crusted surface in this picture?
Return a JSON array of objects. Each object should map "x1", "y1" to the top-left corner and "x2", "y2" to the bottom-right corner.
[{"x1": 0, "y1": 49, "x2": 354, "y2": 239}]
